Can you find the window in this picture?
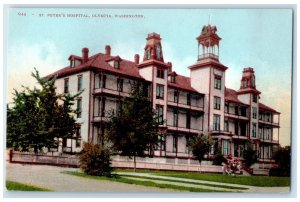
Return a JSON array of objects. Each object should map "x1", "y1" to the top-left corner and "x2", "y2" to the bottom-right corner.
[
  {"x1": 173, "y1": 109, "x2": 178, "y2": 127},
  {"x1": 253, "y1": 95, "x2": 257, "y2": 103},
  {"x1": 259, "y1": 127, "x2": 262, "y2": 139},
  {"x1": 224, "y1": 120, "x2": 229, "y2": 132},
  {"x1": 252, "y1": 107, "x2": 257, "y2": 119},
  {"x1": 64, "y1": 79, "x2": 69, "y2": 93},
  {"x1": 173, "y1": 135, "x2": 177, "y2": 153},
  {"x1": 214, "y1": 96, "x2": 221, "y2": 110},
  {"x1": 243, "y1": 79, "x2": 247, "y2": 88},
  {"x1": 235, "y1": 106, "x2": 239, "y2": 115},
  {"x1": 185, "y1": 136, "x2": 192, "y2": 153},
  {"x1": 222, "y1": 140, "x2": 229, "y2": 155},
  {"x1": 156, "y1": 84, "x2": 164, "y2": 99},
  {"x1": 146, "y1": 49, "x2": 150, "y2": 60},
  {"x1": 213, "y1": 114, "x2": 220, "y2": 131},
  {"x1": 265, "y1": 128, "x2": 270, "y2": 140},
  {"x1": 102, "y1": 75, "x2": 107, "y2": 88},
  {"x1": 214, "y1": 77, "x2": 221, "y2": 90},
  {"x1": 174, "y1": 90, "x2": 179, "y2": 103},
  {"x1": 170, "y1": 75, "x2": 175, "y2": 83},
  {"x1": 77, "y1": 76, "x2": 82, "y2": 91},
  {"x1": 156, "y1": 44, "x2": 161, "y2": 60},
  {"x1": 234, "y1": 121, "x2": 239, "y2": 135},
  {"x1": 114, "y1": 60, "x2": 120, "y2": 68},
  {"x1": 186, "y1": 111, "x2": 191, "y2": 129},
  {"x1": 101, "y1": 97, "x2": 106, "y2": 117},
  {"x1": 77, "y1": 98, "x2": 82, "y2": 118},
  {"x1": 94, "y1": 97, "x2": 101, "y2": 117},
  {"x1": 117, "y1": 78, "x2": 123, "y2": 92},
  {"x1": 159, "y1": 134, "x2": 166, "y2": 151},
  {"x1": 240, "y1": 107, "x2": 247, "y2": 117},
  {"x1": 252, "y1": 123, "x2": 257, "y2": 138},
  {"x1": 225, "y1": 103, "x2": 229, "y2": 113},
  {"x1": 187, "y1": 93, "x2": 191, "y2": 105},
  {"x1": 96, "y1": 74, "x2": 101, "y2": 89},
  {"x1": 70, "y1": 60, "x2": 75, "y2": 68},
  {"x1": 266, "y1": 146, "x2": 270, "y2": 159},
  {"x1": 156, "y1": 105, "x2": 164, "y2": 125},
  {"x1": 76, "y1": 126, "x2": 81, "y2": 147},
  {"x1": 157, "y1": 68, "x2": 165, "y2": 79},
  {"x1": 252, "y1": 76, "x2": 255, "y2": 87}
]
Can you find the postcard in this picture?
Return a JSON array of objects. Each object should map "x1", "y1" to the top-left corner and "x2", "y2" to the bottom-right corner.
[{"x1": 5, "y1": 7, "x2": 293, "y2": 195}]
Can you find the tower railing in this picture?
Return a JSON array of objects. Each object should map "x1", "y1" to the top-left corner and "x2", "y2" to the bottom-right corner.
[{"x1": 198, "y1": 53, "x2": 219, "y2": 61}]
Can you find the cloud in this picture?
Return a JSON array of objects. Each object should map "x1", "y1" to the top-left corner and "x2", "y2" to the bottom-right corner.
[{"x1": 7, "y1": 41, "x2": 65, "y2": 103}]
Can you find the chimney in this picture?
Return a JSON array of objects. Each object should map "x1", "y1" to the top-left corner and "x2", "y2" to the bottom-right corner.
[
  {"x1": 105, "y1": 45, "x2": 111, "y2": 56},
  {"x1": 82, "y1": 48, "x2": 89, "y2": 63},
  {"x1": 167, "y1": 62, "x2": 172, "y2": 72},
  {"x1": 134, "y1": 54, "x2": 140, "y2": 64}
]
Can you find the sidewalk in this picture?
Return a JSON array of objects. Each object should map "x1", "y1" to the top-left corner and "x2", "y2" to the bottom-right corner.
[
  {"x1": 5, "y1": 163, "x2": 179, "y2": 192},
  {"x1": 115, "y1": 172, "x2": 290, "y2": 193}
]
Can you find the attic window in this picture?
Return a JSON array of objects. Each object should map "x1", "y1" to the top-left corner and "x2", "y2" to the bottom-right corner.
[
  {"x1": 114, "y1": 60, "x2": 120, "y2": 69},
  {"x1": 70, "y1": 60, "x2": 75, "y2": 68},
  {"x1": 170, "y1": 75, "x2": 175, "y2": 83}
]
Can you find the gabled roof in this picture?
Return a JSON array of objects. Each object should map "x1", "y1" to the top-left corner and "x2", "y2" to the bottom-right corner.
[
  {"x1": 259, "y1": 103, "x2": 280, "y2": 114},
  {"x1": 225, "y1": 88, "x2": 246, "y2": 105},
  {"x1": 47, "y1": 53, "x2": 143, "y2": 80},
  {"x1": 168, "y1": 74, "x2": 200, "y2": 94}
]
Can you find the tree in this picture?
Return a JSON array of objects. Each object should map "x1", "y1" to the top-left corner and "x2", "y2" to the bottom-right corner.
[
  {"x1": 188, "y1": 134, "x2": 212, "y2": 172},
  {"x1": 243, "y1": 140, "x2": 257, "y2": 168},
  {"x1": 106, "y1": 82, "x2": 159, "y2": 171},
  {"x1": 79, "y1": 143, "x2": 112, "y2": 176},
  {"x1": 270, "y1": 146, "x2": 291, "y2": 176},
  {"x1": 7, "y1": 68, "x2": 81, "y2": 153}
]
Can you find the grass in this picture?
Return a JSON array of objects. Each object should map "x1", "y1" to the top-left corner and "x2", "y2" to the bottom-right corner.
[
  {"x1": 120, "y1": 174, "x2": 247, "y2": 190},
  {"x1": 62, "y1": 171, "x2": 230, "y2": 192},
  {"x1": 6, "y1": 180, "x2": 51, "y2": 191},
  {"x1": 114, "y1": 169, "x2": 290, "y2": 187}
]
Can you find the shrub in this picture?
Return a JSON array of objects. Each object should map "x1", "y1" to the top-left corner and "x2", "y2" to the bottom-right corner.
[
  {"x1": 213, "y1": 148, "x2": 226, "y2": 165},
  {"x1": 79, "y1": 143, "x2": 112, "y2": 176},
  {"x1": 269, "y1": 167, "x2": 290, "y2": 177}
]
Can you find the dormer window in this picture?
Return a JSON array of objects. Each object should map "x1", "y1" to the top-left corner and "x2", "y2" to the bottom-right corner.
[
  {"x1": 70, "y1": 60, "x2": 75, "y2": 68},
  {"x1": 170, "y1": 75, "x2": 175, "y2": 83},
  {"x1": 114, "y1": 60, "x2": 120, "y2": 69}
]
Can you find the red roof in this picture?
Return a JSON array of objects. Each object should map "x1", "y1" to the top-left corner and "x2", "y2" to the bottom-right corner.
[
  {"x1": 225, "y1": 88, "x2": 246, "y2": 105},
  {"x1": 168, "y1": 74, "x2": 199, "y2": 93},
  {"x1": 259, "y1": 103, "x2": 280, "y2": 114},
  {"x1": 47, "y1": 53, "x2": 143, "y2": 79}
]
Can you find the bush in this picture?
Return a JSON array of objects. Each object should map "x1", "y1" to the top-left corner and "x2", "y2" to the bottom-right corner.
[
  {"x1": 213, "y1": 149, "x2": 226, "y2": 165},
  {"x1": 79, "y1": 143, "x2": 112, "y2": 176},
  {"x1": 269, "y1": 167, "x2": 290, "y2": 177}
]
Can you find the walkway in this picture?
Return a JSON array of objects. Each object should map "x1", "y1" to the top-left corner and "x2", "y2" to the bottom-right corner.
[
  {"x1": 116, "y1": 172, "x2": 290, "y2": 193},
  {"x1": 5, "y1": 163, "x2": 180, "y2": 192}
]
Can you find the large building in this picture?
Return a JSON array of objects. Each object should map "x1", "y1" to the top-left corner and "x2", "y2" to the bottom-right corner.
[{"x1": 48, "y1": 24, "x2": 280, "y2": 164}]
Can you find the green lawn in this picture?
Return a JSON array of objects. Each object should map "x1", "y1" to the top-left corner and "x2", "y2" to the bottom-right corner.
[
  {"x1": 114, "y1": 169, "x2": 290, "y2": 187},
  {"x1": 6, "y1": 180, "x2": 51, "y2": 191},
  {"x1": 62, "y1": 171, "x2": 230, "y2": 192}
]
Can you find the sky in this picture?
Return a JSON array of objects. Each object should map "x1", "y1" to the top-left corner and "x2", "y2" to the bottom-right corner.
[{"x1": 6, "y1": 8, "x2": 293, "y2": 146}]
